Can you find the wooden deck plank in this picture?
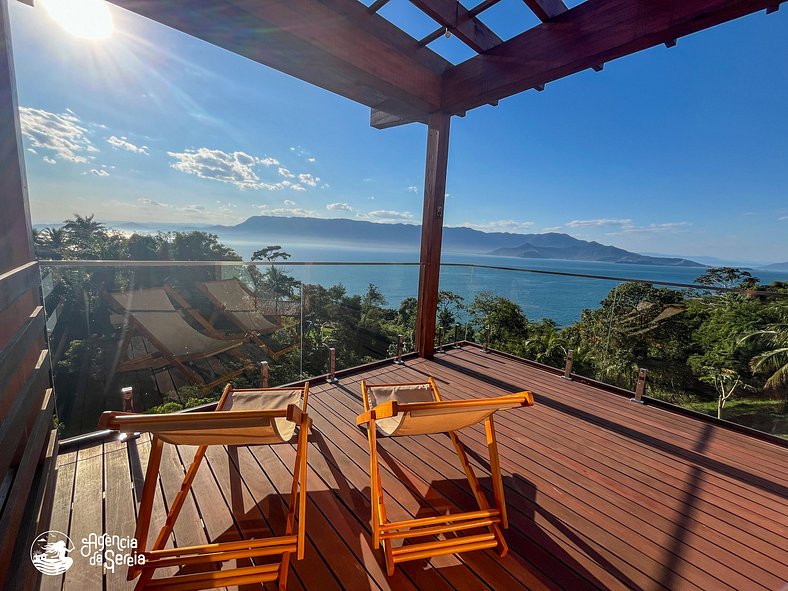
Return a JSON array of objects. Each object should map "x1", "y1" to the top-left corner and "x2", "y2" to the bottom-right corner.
[
  {"x1": 103, "y1": 439, "x2": 137, "y2": 591},
  {"x1": 62, "y1": 446, "x2": 103, "y2": 590},
  {"x1": 46, "y1": 348, "x2": 788, "y2": 591},
  {"x1": 39, "y1": 452, "x2": 76, "y2": 591}
]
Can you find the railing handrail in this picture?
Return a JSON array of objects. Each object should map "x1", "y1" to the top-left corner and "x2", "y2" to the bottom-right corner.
[{"x1": 38, "y1": 259, "x2": 788, "y2": 297}]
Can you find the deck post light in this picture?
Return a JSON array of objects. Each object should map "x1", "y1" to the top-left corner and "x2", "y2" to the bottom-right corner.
[
  {"x1": 121, "y1": 386, "x2": 135, "y2": 412},
  {"x1": 328, "y1": 347, "x2": 338, "y2": 383},
  {"x1": 395, "y1": 334, "x2": 404, "y2": 365},
  {"x1": 563, "y1": 349, "x2": 574, "y2": 380},
  {"x1": 632, "y1": 368, "x2": 648, "y2": 403},
  {"x1": 261, "y1": 361, "x2": 269, "y2": 388}
]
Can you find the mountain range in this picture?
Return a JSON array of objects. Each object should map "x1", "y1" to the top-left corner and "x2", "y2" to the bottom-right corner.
[
  {"x1": 209, "y1": 216, "x2": 703, "y2": 267},
  {"x1": 37, "y1": 215, "x2": 709, "y2": 267}
]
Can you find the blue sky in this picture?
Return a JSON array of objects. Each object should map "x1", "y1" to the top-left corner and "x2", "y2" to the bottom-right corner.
[{"x1": 9, "y1": 0, "x2": 788, "y2": 262}]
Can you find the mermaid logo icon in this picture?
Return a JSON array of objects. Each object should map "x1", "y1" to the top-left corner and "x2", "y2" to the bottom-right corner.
[{"x1": 30, "y1": 531, "x2": 75, "y2": 576}]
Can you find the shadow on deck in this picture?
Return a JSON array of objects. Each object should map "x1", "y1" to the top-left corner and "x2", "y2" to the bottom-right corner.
[{"x1": 42, "y1": 347, "x2": 788, "y2": 591}]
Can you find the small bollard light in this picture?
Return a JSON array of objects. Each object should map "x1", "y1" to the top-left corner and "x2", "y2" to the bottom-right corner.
[
  {"x1": 632, "y1": 368, "x2": 647, "y2": 404},
  {"x1": 121, "y1": 386, "x2": 135, "y2": 412},
  {"x1": 394, "y1": 334, "x2": 404, "y2": 365},
  {"x1": 328, "y1": 347, "x2": 338, "y2": 384},
  {"x1": 260, "y1": 361, "x2": 269, "y2": 388},
  {"x1": 562, "y1": 349, "x2": 574, "y2": 380}
]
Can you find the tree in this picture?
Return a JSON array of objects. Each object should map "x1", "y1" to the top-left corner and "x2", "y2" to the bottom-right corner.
[
  {"x1": 252, "y1": 245, "x2": 291, "y2": 262},
  {"x1": 742, "y1": 305, "x2": 788, "y2": 390},
  {"x1": 693, "y1": 267, "x2": 757, "y2": 290},
  {"x1": 34, "y1": 227, "x2": 68, "y2": 259},
  {"x1": 436, "y1": 290, "x2": 464, "y2": 331},
  {"x1": 697, "y1": 366, "x2": 754, "y2": 419}
]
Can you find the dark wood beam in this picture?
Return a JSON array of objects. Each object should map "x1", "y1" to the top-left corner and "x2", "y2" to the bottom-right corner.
[
  {"x1": 415, "y1": 112, "x2": 451, "y2": 358},
  {"x1": 108, "y1": 0, "x2": 449, "y2": 122},
  {"x1": 444, "y1": 0, "x2": 785, "y2": 115},
  {"x1": 410, "y1": 0, "x2": 502, "y2": 53},
  {"x1": 0, "y1": 0, "x2": 33, "y2": 274},
  {"x1": 521, "y1": 0, "x2": 567, "y2": 22}
]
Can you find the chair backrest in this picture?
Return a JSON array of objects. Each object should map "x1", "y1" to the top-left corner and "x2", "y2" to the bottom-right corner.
[
  {"x1": 364, "y1": 381, "x2": 529, "y2": 436},
  {"x1": 202, "y1": 279, "x2": 256, "y2": 312},
  {"x1": 102, "y1": 386, "x2": 307, "y2": 446}
]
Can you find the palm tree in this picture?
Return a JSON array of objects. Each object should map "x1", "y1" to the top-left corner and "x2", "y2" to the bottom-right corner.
[
  {"x1": 34, "y1": 227, "x2": 69, "y2": 260},
  {"x1": 743, "y1": 310, "x2": 788, "y2": 389}
]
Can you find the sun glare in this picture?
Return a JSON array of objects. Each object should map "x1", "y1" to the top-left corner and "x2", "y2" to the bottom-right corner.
[{"x1": 41, "y1": 0, "x2": 114, "y2": 41}]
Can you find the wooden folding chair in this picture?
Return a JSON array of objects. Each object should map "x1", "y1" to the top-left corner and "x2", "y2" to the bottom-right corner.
[
  {"x1": 98, "y1": 383, "x2": 311, "y2": 591},
  {"x1": 356, "y1": 378, "x2": 533, "y2": 575}
]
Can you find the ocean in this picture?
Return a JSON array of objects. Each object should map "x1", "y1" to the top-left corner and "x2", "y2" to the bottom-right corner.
[{"x1": 221, "y1": 239, "x2": 788, "y2": 327}]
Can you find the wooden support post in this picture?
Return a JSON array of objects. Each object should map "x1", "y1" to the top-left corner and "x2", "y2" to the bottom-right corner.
[
  {"x1": 415, "y1": 112, "x2": 451, "y2": 358},
  {"x1": 0, "y1": 0, "x2": 34, "y2": 273},
  {"x1": 260, "y1": 361, "x2": 269, "y2": 388}
]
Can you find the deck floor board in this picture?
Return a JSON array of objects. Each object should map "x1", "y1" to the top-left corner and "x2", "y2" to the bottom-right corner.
[{"x1": 43, "y1": 347, "x2": 788, "y2": 590}]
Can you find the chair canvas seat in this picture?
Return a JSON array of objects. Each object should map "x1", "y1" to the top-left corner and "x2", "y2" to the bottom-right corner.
[{"x1": 357, "y1": 377, "x2": 534, "y2": 575}]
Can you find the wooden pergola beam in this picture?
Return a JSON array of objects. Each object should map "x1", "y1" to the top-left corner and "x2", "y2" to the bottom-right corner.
[
  {"x1": 107, "y1": 0, "x2": 449, "y2": 123},
  {"x1": 409, "y1": 0, "x2": 502, "y2": 53},
  {"x1": 443, "y1": 0, "x2": 785, "y2": 115},
  {"x1": 521, "y1": 0, "x2": 567, "y2": 22}
]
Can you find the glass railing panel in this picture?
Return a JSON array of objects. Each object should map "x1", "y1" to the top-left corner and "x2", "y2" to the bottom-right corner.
[
  {"x1": 40, "y1": 261, "x2": 419, "y2": 438},
  {"x1": 440, "y1": 262, "x2": 788, "y2": 438}
]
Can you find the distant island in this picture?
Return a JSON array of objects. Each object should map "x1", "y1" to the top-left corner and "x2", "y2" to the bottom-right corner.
[
  {"x1": 489, "y1": 233, "x2": 703, "y2": 267},
  {"x1": 761, "y1": 261, "x2": 788, "y2": 272}
]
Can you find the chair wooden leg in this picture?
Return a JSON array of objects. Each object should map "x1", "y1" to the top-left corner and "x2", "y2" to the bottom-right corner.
[
  {"x1": 368, "y1": 418, "x2": 387, "y2": 550},
  {"x1": 151, "y1": 445, "x2": 208, "y2": 552},
  {"x1": 129, "y1": 437, "x2": 164, "y2": 581},
  {"x1": 485, "y1": 416, "x2": 507, "y2": 529},
  {"x1": 450, "y1": 430, "x2": 508, "y2": 557}
]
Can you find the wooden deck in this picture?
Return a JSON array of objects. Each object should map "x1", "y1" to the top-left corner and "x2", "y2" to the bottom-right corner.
[{"x1": 42, "y1": 346, "x2": 788, "y2": 591}]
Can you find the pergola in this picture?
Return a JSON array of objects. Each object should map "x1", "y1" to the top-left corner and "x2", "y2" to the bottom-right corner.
[{"x1": 0, "y1": 0, "x2": 784, "y2": 585}]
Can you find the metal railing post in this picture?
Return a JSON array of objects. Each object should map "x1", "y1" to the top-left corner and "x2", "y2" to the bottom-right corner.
[
  {"x1": 482, "y1": 326, "x2": 491, "y2": 353},
  {"x1": 121, "y1": 386, "x2": 134, "y2": 412},
  {"x1": 260, "y1": 361, "x2": 269, "y2": 388},
  {"x1": 394, "y1": 334, "x2": 404, "y2": 365},
  {"x1": 454, "y1": 324, "x2": 461, "y2": 346},
  {"x1": 328, "y1": 347, "x2": 338, "y2": 383},
  {"x1": 437, "y1": 327, "x2": 444, "y2": 353},
  {"x1": 562, "y1": 349, "x2": 574, "y2": 380},
  {"x1": 632, "y1": 368, "x2": 647, "y2": 403}
]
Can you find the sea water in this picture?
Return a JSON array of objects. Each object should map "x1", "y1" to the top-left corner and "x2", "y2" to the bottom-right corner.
[{"x1": 222, "y1": 240, "x2": 788, "y2": 327}]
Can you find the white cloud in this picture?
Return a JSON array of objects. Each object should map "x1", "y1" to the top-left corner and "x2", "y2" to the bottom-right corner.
[
  {"x1": 457, "y1": 220, "x2": 534, "y2": 233},
  {"x1": 614, "y1": 222, "x2": 692, "y2": 234},
  {"x1": 283, "y1": 199, "x2": 296, "y2": 206},
  {"x1": 43, "y1": 156, "x2": 56, "y2": 165},
  {"x1": 107, "y1": 135, "x2": 149, "y2": 155},
  {"x1": 327, "y1": 202, "x2": 352, "y2": 211},
  {"x1": 542, "y1": 226, "x2": 563, "y2": 233},
  {"x1": 19, "y1": 106, "x2": 97, "y2": 163},
  {"x1": 779, "y1": 215, "x2": 788, "y2": 221},
  {"x1": 307, "y1": 157, "x2": 316, "y2": 163},
  {"x1": 90, "y1": 168, "x2": 109, "y2": 177},
  {"x1": 566, "y1": 218, "x2": 633, "y2": 228},
  {"x1": 135, "y1": 197, "x2": 239, "y2": 221},
  {"x1": 257, "y1": 205, "x2": 319, "y2": 218},
  {"x1": 27, "y1": 148, "x2": 37, "y2": 155},
  {"x1": 406, "y1": 185, "x2": 418, "y2": 193},
  {"x1": 298, "y1": 173, "x2": 319, "y2": 187},
  {"x1": 167, "y1": 147, "x2": 298, "y2": 191},
  {"x1": 278, "y1": 166, "x2": 295, "y2": 178},
  {"x1": 357, "y1": 210, "x2": 416, "y2": 224}
]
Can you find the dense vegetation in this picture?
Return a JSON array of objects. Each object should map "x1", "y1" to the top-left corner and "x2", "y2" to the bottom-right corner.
[{"x1": 39, "y1": 215, "x2": 788, "y2": 437}]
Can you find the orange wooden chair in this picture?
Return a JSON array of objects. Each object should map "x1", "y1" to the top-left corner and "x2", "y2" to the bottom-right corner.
[
  {"x1": 98, "y1": 383, "x2": 310, "y2": 590},
  {"x1": 356, "y1": 378, "x2": 533, "y2": 575}
]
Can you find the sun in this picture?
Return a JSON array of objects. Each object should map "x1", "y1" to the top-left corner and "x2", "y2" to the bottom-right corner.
[{"x1": 40, "y1": 0, "x2": 114, "y2": 41}]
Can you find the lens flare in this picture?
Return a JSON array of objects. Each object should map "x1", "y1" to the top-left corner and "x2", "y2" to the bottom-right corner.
[{"x1": 41, "y1": 0, "x2": 114, "y2": 41}]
